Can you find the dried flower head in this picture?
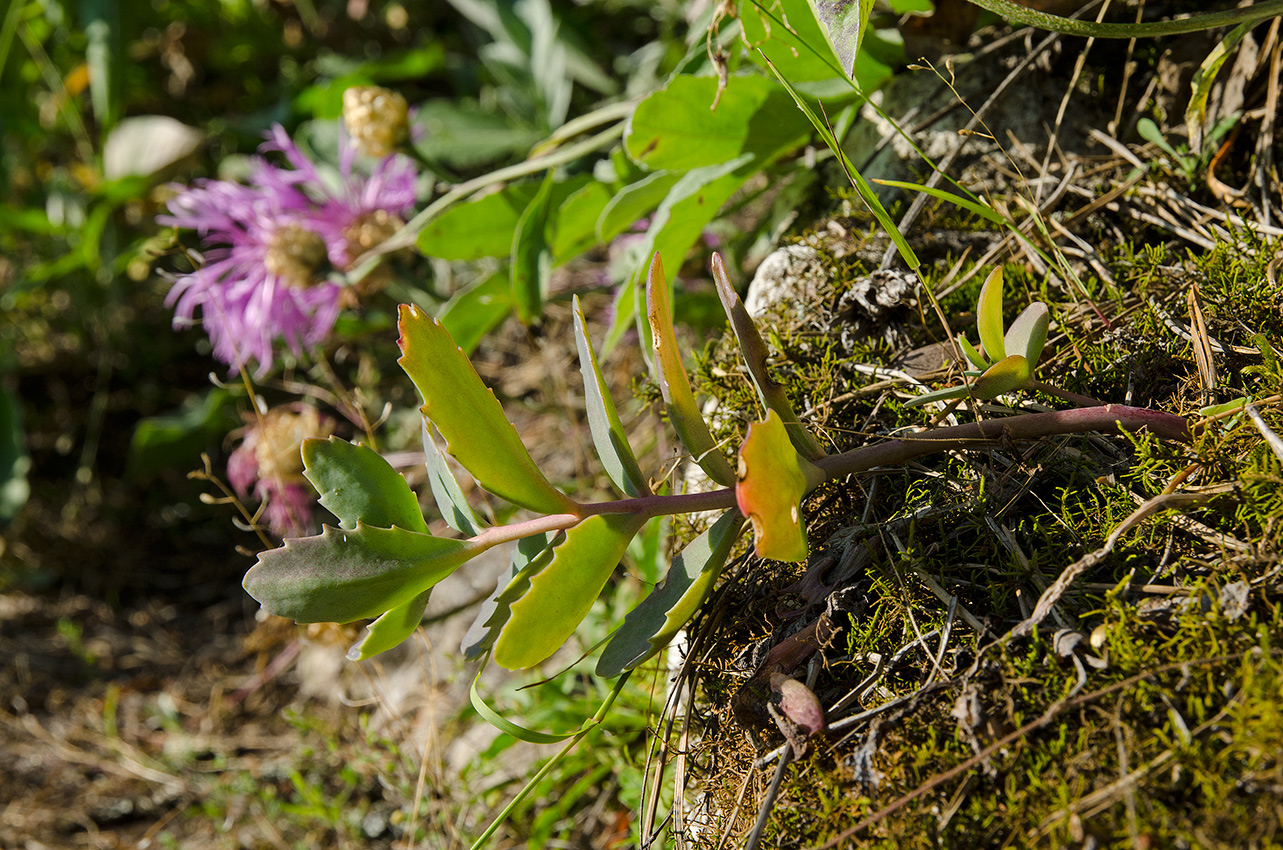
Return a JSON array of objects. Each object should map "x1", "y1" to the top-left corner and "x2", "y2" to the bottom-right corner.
[{"x1": 343, "y1": 86, "x2": 410, "y2": 158}]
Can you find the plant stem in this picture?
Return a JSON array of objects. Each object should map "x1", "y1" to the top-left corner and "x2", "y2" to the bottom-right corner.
[{"x1": 576, "y1": 404, "x2": 1192, "y2": 521}]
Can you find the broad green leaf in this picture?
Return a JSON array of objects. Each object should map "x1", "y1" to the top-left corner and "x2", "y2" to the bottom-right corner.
[
  {"x1": 902, "y1": 383, "x2": 971, "y2": 409},
  {"x1": 347, "y1": 589, "x2": 431, "y2": 661},
  {"x1": 736, "y1": 410, "x2": 824, "y2": 562},
  {"x1": 971, "y1": 354, "x2": 1033, "y2": 399},
  {"x1": 552, "y1": 180, "x2": 612, "y2": 261},
  {"x1": 126, "y1": 388, "x2": 237, "y2": 480},
  {"x1": 417, "y1": 183, "x2": 540, "y2": 260},
  {"x1": 646, "y1": 254, "x2": 737, "y2": 487},
  {"x1": 398, "y1": 305, "x2": 579, "y2": 515},
  {"x1": 958, "y1": 334, "x2": 989, "y2": 371},
  {"x1": 975, "y1": 267, "x2": 1008, "y2": 362},
  {"x1": 303, "y1": 437, "x2": 429, "y2": 533},
  {"x1": 871, "y1": 179, "x2": 1006, "y2": 225},
  {"x1": 624, "y1": 74, "x2": 809, "y2": 172},
  {"x1": 1004, "y1": 302, "x2": 1049, "y2": 366},
  {"x1": 463, "y1": 533, "x2": 554, "y2": 660},
  {"x1": 741, "y1": 0, "x2": 850, "y2": 85},
  {"x1": 422, "y1": 421, "x2": 484, "y2": 537},
  {"x1": 604, "y1": 157, "x2": 756, "y2": 353},
  {"x1": 813, "y1": 0, "x2": 875, "y2": 78},
  {"x1": 572, "y1": 296, "x2": 650, "y2": 497},
  {"x1": 596, "y1": 170, "x2": 682, "y2": 243},
  {"x1": 244, "y1": 523, "x2": 479, "y2": 624},
  {"x1": 437, "y1": 272, "x2": 511, "y2": 355},
  {"x1": 417, "y1": 177, "x2": 596, "y2": 262},
  {"x1": 597, "y1": 510, "x2": 745, "y2": 677},
  {"x1": 493, "y1": 513, "x2": 648, "y2": 669},
  {"x1": 411, "y1": 98, "x2": 542, "y2": 169},
  {"x1": 511, "y1": 172, "x2": 556, "y2": 323},
  {"x1": 713, "y1": 254, "x2": 825, "y2": 460}
]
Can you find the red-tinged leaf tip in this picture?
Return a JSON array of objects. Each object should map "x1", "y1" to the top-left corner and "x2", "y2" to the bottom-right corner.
[{"x1": 736, "y1": 410, "x2": 823, "y2": 562}]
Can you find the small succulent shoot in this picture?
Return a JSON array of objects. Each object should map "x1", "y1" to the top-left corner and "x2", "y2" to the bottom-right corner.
[{"x1": 906, "y1": 267, "x2": 1050, "y2": 408}]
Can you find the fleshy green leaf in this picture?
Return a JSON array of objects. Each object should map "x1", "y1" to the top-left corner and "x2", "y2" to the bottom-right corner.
[
  {"x1": 469, "y1": 660, "x2": 577, "y2": 743},
  {"x1": 511, "y1": 172, "x2": 556, "y2": 323},
  {"x1": 462, "y1": 533, "x2": 554, "y2": 660},
  {"x1": 976, "y1": 267, "x2": 1008, "y2": 362},
  {"x1": 713, "y1": 254, "x2": 825, "y2": 460},
  {"x1": 1004, "y1": 302, "x2": 1049, "y2": 366},
  {"x1": 901, "y1": 383, "x2": 972, "y2": 409},
  {"x1": 244, "y1": 523, "x2": 480, "y2": 624},
  {"x1": 597, "y1": 510, "x2": 745, "y2": 678},
  {"x1": 303, "y1": 437, "x2": 428, "y2": 533},
  {"x1": 572, "y1": 296, "x2": 650, "y2": 497},
  {"x1": 646, "y1": 254, "x2": 737, "y2": 487},
  {"x1": 970, "y1": 354, "x2": 1033, "y2": 399},
  {"x1": 493, "y1": 513, "x2": 648, "y2": 669},
  {"x1": 958, "y1": 334, "x2": 990, "y2": 371},
  {"x1": 346, "y1": 589, "x2": 431, "y2": 661},
  {"x1": 624, "y1": 74, "x2": 809, "y2": 173},
  {"x1": 397, "y1": 304, "x2": 579, "y2": 515},
  {"x1": 422, "y1": 421, "x2": 484, "y2": 537},
  {"x1": 736, "y1": 410, "x2": 824, "y2": 562}
]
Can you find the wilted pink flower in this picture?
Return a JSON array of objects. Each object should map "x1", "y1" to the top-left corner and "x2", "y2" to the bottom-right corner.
[
  {"x1": 161, "y1": 125, "x2": 417, "y2": 376},
  {"x1": 227, "y1": 406, "x2": 333, "y2": 537}
]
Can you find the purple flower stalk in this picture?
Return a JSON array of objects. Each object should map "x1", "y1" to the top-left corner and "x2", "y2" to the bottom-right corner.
[{"x1": 161, "y1": 124, "x2": 417, "y2": 376}]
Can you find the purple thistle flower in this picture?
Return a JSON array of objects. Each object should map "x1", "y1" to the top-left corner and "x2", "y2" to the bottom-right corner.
[
  {"x1": 227, "y1": 406, "x2": 334, "y2": 538},
  {"x1": 161, "y1": 124, "x2": 417, "y2": 376}
]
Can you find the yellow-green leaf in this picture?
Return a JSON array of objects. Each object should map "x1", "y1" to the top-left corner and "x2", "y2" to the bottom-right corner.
[
  {"x1": 735, "y1": 410, "x2": 823, "y2": 562},
  {"x1": 397, "y1": 304, "x2": 578, "y2": 515},
  {"x1": 976, "y1": 267, "x2": 1007, "y2": 362}
]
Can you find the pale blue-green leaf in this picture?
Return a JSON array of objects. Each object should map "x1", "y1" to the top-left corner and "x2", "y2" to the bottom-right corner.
[
  {"x1": 958, "y1": 334, "x2": 990, "y2": 371},
  {"x1": 597, "y1": 510, "x2": 745, "y2": 677},
  {"x1": 244, "y1": 524, "x2": 479, "y2": 624},
  {"x1": 511, "y1": 172, "x2": 556, "y2": 323},
  {"x1": 346, "y1": 589, "x2": 431, "y2": 661},
  {"x1": 462, "y1": 533, "x2": 553, "y2": 660},
  {"x1": 303, "y1": 437, "x2": 429, "y2": 533},
  {"x1": 902, "y1": 383, "x2": 972, "y2": 409},
  {"x1": 1004, "y1": 302, "x2": 1049, "y2": 366},
  {"x1": 975, "y1": 267, "x2": 1007, "y2": 362},
  {"x1": 572, "y1": 296, "x2": 650, "y2": 497},
  {"x1": 422, "y1": 421, "x2": 484, "y2": 537},
  {"x1": 493, "y1": 514, "x2": 647, "y2": 669}
]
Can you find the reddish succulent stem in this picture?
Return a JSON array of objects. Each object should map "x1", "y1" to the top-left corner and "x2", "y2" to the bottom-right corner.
[{"x1": 575, "y1": 404, "x2": 1192, "y2": 522}]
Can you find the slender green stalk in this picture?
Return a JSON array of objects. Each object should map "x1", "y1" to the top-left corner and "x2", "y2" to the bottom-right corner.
[
  {"x1": 466, "y1": 672, "x2": 633, "y2": 850},
  {"x1": 968, "y1": 0, "x2": 1283, "y2": 38}
]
